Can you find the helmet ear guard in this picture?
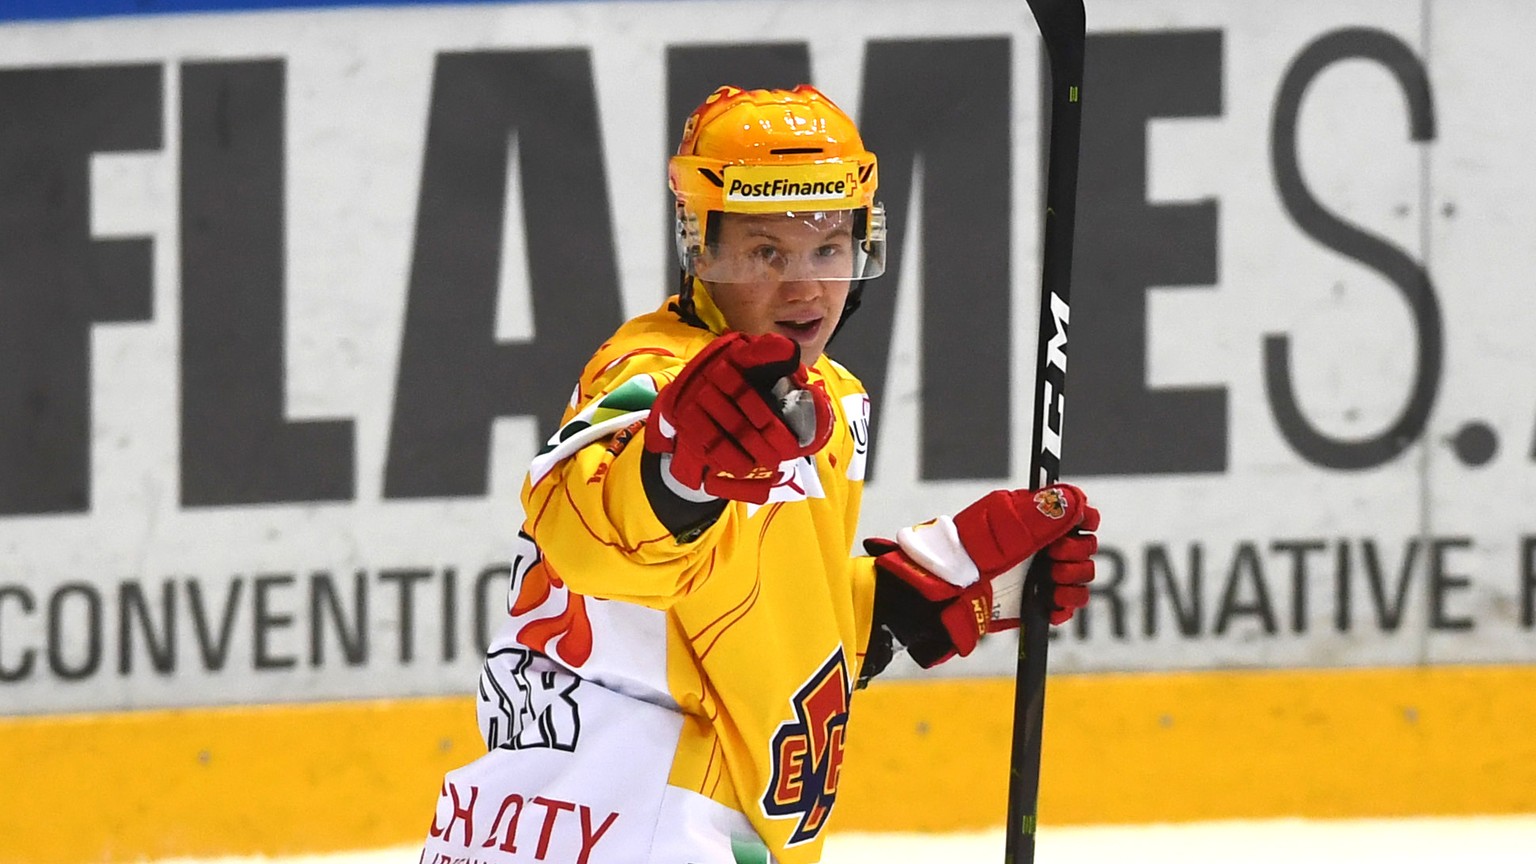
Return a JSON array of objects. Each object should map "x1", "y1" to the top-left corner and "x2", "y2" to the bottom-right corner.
[
  {"x1": 672, "y1": 201, "x2": 704, "y2": 278},
  {"x1": 853, "y1": 205, "x2": 887, "y2": 279}
]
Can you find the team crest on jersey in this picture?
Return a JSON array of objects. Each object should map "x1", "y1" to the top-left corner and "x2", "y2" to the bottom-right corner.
[{"x1": 762, "y1": 648, "x2": 851, "y2": 846}]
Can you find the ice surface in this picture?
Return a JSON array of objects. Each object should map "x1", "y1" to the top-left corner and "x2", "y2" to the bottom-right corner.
[{"x1": 149, "y1": 816, "x2": 1536, "y2": 864}]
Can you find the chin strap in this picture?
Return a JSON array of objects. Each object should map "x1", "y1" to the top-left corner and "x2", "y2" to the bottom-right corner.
[{"x1": 673, "y1": 271, "x2": 708, "y2": 330}]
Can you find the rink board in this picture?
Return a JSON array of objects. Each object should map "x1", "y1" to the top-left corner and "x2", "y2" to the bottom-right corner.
[
  {"x1": 4, "y1": 664, "x2": 1536, "y2": 863},
  {"x1": 3, "y1": 0, "x2": 1536, "y2": 716}
]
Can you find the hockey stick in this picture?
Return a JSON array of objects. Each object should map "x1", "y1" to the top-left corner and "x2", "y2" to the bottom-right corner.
[{"x1": 1005, "y1": 1, "x2": 1086, "y2": 862}]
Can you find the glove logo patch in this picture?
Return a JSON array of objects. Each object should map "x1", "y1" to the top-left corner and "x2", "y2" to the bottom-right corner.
[
  {"x1": 745, "y1": 456, "x2": 827, "y2": 514},
  {"x1": 720, "y1": 466, "x2": 778, "y2": 481},
  {"x1": 970, "y1": 596, "x2": 989, "y2": 634},
  {"x1": 1033, "y1": 487, "x2": 1069, "y2": 519},
  {"x1": 762, "y1": 648, "x2": 851, "y2": 847}
]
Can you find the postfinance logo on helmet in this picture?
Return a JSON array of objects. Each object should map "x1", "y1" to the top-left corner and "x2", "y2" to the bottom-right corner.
[{"x1": 722, "y1": 163, "x2": 858, "y2": 209}]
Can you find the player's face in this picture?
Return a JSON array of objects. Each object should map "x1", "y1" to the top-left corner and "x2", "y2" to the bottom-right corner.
[{"x1": 704, "y1": 211, "x2": 855, "y2": 365}]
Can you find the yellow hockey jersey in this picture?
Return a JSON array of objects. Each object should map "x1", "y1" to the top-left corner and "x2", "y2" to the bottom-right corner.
[{"x1": 422, "y1": 284, "x2": 878, "y2": 864}]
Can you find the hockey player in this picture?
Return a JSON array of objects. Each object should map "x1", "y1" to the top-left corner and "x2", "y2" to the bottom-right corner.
[{"x1": 419, "y1": 85, "x2": 1100, "y2": 864}]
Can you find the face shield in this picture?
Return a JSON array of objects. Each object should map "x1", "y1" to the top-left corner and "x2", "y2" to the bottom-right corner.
[{"x1": 686, "y1": 208, "x2": 887, "y2": 284}]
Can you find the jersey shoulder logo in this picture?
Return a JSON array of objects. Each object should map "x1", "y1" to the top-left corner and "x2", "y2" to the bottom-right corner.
[
  {"x1": 761, "y1": 648, "x2": 852, "y2": 846},
  {"x1": 840, "y1": 392, "x2": 870, "y2": 482}
]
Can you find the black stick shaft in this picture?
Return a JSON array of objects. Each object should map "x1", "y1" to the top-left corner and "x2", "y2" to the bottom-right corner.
[{"x1": 1005, "y1": 2, "x2": 1086, "y2": 862}]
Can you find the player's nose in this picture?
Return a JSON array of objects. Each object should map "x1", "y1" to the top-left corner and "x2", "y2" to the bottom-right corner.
[{"x1": 777, "y1": 278, "x2": 823, "y2": 303}]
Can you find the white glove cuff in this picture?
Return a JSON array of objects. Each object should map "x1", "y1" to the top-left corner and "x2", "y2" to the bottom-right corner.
[
  {"x1": 894, "y1": 516, "x2": 981, "y2": 588},
  {"x1": 658, "y1": 453, "x2": 720, "y2": 503},
  {"x1": 653, "y1": 411, "x2": 678, "y2": 442}
]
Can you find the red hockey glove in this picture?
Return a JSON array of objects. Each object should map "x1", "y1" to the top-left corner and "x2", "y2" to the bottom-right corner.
[
  {"x1": 644, "y1": 331, "x2": 833, "y2": 504},
  {"x1": 866, "y1": 484, "x2": 1100, "y2": 669}
]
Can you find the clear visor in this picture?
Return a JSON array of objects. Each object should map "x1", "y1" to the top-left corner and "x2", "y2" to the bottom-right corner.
[{"x1": 678, "y1": 207, "x2": 887, "y2": 284}]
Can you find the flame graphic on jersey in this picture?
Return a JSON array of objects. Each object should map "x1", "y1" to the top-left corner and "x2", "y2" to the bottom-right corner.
[
  {"x1": 762, "y1": 648, "x2": 851, "y2": 846},
  {"x1": 511, "y1": 559, "x2": 594, "y2": 668}
]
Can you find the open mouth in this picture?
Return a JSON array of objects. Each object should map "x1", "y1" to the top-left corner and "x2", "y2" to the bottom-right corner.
[{"x1": 776, "y1": 317, "x2": 822, "y2": 337}]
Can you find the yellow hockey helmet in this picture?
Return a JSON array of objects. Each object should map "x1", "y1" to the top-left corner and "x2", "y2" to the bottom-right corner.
[{"x1": 669, "y1": 85, "x2": 886, "y2": 283}]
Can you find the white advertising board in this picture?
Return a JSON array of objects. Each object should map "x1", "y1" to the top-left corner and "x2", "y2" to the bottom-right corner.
[{"x1": 0, "y1": 0, "x2": 1532, "y2": 714}]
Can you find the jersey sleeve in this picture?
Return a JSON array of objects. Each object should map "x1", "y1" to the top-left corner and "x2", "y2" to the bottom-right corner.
[
  {"x1": 519, "y1": 330, "x2": 732, "y2": 608},
  {"x1": 847, "y1": 553, "x2": 880, "y2": 683}
]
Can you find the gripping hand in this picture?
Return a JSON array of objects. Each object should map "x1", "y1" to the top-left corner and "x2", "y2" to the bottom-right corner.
[
  {"x1": 645, "y1": 331, "x2": 833, "y2": 504},
  {"x1": 867, "y1": 484, "x2": 1100, "y2": 669}
]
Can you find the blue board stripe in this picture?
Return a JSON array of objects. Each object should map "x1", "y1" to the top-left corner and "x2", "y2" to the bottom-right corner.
[{"x1": 0, "y1": 0, "x2": 596, "y2": 24}]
